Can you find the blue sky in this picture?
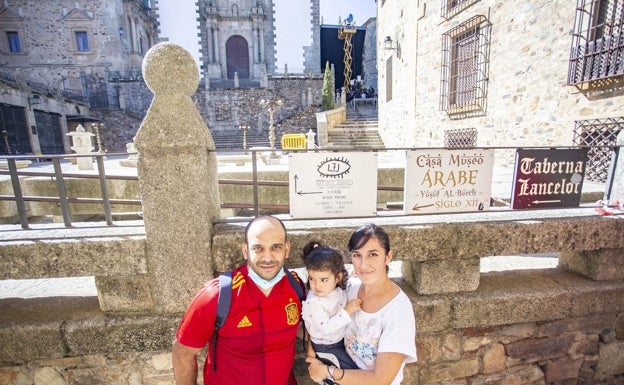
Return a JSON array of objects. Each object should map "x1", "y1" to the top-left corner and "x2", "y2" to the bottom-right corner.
[{"x1": 158, "y1": 0, "x2": 376, "y2": 70}]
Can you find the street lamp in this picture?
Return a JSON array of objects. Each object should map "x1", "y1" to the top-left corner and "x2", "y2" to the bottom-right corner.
[
  {"x1": 260, "y1": 98, "x2": 283, "y2": 157},
  {"x1": 240, "y1": 125, "x2": 250, "y2": 153},
  {"x1": 91, "y1": 122, "x2": 104, "y2": 153}
]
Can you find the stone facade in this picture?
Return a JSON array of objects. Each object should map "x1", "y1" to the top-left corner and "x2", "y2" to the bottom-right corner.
[
  {"x1": 195, "y1": 0, "x2": 322, "y2": 81},
  {"x1": 0, "y1": 0, "x2": 158, "y2": 155},
  {"x1": 86, "y1": 75, "x2": 323, "y2": 151},
  {"x1": 376, "y1": 0, "x2": 624, "y2": 164},
  {"x1": 0, "y1": 42, "x2": 623, "y2": 384},
  {"x1": 0, "y1": 0, "x2": 157, "y2": 83}
]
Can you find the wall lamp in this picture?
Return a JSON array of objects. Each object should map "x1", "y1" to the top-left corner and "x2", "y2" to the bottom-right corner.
[
  {"x1": 383, "y1": 36, "x2": 400, "y2": 58},
  {"x1": 28, "y1": 94, "x2": 41, "y2": 106},
  {"x1": 118, "y1": 27, "x2": 124, "y2": 36}
]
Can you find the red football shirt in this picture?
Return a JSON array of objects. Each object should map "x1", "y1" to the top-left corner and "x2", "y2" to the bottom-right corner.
[{"x1": 176, "y1": 265, "x2": 302, "y2": 385}]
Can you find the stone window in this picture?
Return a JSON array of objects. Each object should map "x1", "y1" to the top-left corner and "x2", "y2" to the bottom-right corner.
[
  {"x1": 439, "y1": 15, "x2": 491, "y2": 119},
  {"x1": 6, "y1": 31, "x2": 21, "y2": 53},
  {"x1": 441, "y1": 0, "x2": 480, "y2": 19},
  {"x1": 75, "y1": 31, "x2": 90, "y2": 52},
  {"x1": 568, "y1": 0, "x2": 624, "y2": 85}
]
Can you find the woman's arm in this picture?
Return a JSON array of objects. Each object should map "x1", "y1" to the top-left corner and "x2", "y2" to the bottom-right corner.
[{"x1": 306, "y1": 352, "x2": 405, "y2": 385}]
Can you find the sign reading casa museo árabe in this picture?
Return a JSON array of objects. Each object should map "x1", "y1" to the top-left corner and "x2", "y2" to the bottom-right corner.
[
  {"x1": 511, "y1": 148, "x2": 589, "y2": 209},
  {"x1": 404, "y1": 149, "x2": 495, "y2": 214}
]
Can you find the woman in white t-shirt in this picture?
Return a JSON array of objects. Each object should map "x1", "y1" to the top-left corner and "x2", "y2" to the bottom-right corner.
[{"x1": 306, "y1": 223, "x2": 417, "y2": 385}]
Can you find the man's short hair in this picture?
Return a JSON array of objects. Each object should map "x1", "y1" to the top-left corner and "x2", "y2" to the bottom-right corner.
[{"x1": 244, "y1": 215, "x2": 288, "y2": 244}]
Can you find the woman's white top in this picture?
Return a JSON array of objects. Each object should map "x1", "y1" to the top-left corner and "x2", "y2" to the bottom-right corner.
[
  {"x1": 302, "y1": 287, "x2": 351, "y2": 344},
  {"x1": 344, "y1": 279, "x2": 417, "y2": 385}
]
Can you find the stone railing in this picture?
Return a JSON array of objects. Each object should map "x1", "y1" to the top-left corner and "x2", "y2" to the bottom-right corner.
[
  {"x1": 315, "y1": 105, "x2": 347, "y2": 147},
  {"x1": 1, "y1": 43, "x2": 623, "y2": 385}
]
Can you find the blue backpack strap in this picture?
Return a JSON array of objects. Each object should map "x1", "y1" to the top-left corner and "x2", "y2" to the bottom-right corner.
[
  {"x1": 284, "y1": 267, "x2": 305, "y2": 302},
  {"x1": 284, "y1": 267, "x2": 307, "y2": 351},
  {"x1": 212, "y1": 271, "x2": 232, "y2": 372}
]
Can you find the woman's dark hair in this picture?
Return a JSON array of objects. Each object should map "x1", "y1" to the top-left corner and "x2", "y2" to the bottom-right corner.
[
  {"x1": 301, "y1": 240, "x2": 349, "y2": 289},
  {"x1": 347, "y1": 223, "x2": 391, "y2": 254}
]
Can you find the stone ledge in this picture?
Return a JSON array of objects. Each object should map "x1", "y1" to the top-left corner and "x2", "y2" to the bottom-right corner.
[
  {"x1": 2, "y1": 270, "x2": 621, "y2": 366},
  {"x1": 0, "y1": 237, "x2": 147, "y2": 280},
  {"x1": 0, "y1": 296, "x2": 179, "y2": 366}
]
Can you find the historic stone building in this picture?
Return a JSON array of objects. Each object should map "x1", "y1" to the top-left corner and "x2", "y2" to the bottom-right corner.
[
  {"x1": 196, "y1": 0, "x2": 322, "y2": 84},
  {"x1": 376, "y1": 0, "x2": 624, "y2": 172},
  {"x1": 0, "y1": 0, "x2": 158, "y2": 154}
]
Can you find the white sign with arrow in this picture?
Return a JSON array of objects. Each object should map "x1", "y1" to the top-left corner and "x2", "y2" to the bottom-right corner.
[{"x1": 289, "y1": 152, "x2": 378, "y2": 218}]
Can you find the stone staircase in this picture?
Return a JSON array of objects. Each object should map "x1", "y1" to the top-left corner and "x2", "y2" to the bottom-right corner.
[{"x1": 326, "y1": 103, "x2": 384, "y2": 149}]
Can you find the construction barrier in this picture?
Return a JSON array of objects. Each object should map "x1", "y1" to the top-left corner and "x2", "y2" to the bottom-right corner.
[{"x1": 281, "y1": 133, "x2": 307, "y2": 149}]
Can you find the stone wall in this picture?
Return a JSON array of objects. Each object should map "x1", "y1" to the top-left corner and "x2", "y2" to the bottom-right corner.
[
  {"x1": 376, "y1": 0, "x2": 624, "y2": 165},
  {"x1": 1, "y1": 214, "x2": 623, "y2": 384},
  {"x1": 1, "y1": 42, "x2": 623, "y2": 385},
  {"x1": 91, "y1": 76, "x2": 323, "y2": 151}
]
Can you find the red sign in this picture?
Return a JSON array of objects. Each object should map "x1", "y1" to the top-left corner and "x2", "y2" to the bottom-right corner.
[{"x1": 511, "y1": 148, "x2": 589, "y2": 209}]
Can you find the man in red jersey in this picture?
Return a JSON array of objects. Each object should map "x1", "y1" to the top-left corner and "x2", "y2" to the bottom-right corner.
[{"x1": 172, "y1": 215, "x2": 304, "y2": 385}]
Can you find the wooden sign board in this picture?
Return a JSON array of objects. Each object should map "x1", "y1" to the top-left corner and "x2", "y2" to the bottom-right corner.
[
  {"x1": 404, "y1": 149, "x2": 495, "y2": 214},
  {"x1": 289, "y1": 152, "x2": 378, "y2": 218},
  {"x1": 511, "y1": 148, "x2": 589, "y2": 209}
]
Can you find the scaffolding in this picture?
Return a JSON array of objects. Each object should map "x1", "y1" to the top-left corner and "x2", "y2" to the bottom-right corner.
[{"x1": 338, "y1": 18, "x2": 357, "y2": 91}]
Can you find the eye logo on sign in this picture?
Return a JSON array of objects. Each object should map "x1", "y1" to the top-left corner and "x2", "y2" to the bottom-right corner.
[{"x1": 317, "y1": 157, "x2": 351, "y2": 178}]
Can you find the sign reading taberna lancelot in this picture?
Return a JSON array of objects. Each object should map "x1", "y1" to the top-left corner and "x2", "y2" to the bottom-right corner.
[
  {"x1": 511, "y1": 148, "x2": 589, "y2": 209},
  {"x1": 404, "y1": 149, "x2": 495, "y2": 214},
  {"x1": 288, "y1": 152, "x2": 378, "y2": 218}
]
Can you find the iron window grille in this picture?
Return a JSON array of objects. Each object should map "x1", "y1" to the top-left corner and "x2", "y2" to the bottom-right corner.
[
  {"x1": 444, "y1": 127, "x2": 477, "y2": 148},
  {"x1": 441, "y1": 0, "x2": 480, "y2": 20},
  {"x1": 568, "y1": 0, "x2": 624, "y2": 85},
  {"x1": 440, "y1": 15, "x2": 491, "y2": 119},
  {"x1": 572, "y1": 116, "x2": 623, "y2": 182}
]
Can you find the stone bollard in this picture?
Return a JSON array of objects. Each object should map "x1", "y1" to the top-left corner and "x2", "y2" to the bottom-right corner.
[
  {"x1": 128, "y1": 42, "x2": 221, "y2": 314},
  {"x1": 66, "y1": 124, "x2": 95, "y2": 170},
  {"x1": 306, "y1": 129, "x2": 316, "y2": 150}
]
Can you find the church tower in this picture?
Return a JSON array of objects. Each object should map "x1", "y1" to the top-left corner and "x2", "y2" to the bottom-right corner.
[{"x1": 197, "y1": 0, "x2": 276, "y2": 82}]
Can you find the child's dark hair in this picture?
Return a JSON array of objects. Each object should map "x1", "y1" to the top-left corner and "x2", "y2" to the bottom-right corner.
[{"x1": 301, "y1": 240, "x2": 349, "y2": 289}]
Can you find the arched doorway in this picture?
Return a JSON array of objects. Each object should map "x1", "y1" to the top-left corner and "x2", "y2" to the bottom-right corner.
[{"x1": 226, "y1": 35, "x2": 250, "y2": 79}]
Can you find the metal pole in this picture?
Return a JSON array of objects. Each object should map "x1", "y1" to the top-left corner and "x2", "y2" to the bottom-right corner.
[
  {"x1": 7, "y1": 158, "x2": 29, "y2": 229},
  {"x1": 52, "y1": 158, "x2": 72, "y2": 227},
  {"x1": 252, "y1": 150, "x2": 259, "y2": 216},
  {"x1": 96, "y1": 155, "x2": 113, "y2": 225}
]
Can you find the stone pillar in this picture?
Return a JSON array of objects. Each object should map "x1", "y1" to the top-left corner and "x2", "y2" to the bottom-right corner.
[
  {"x1": 252, "y1": 27, "x2": 258, "y2": 63},
  {"x1": 213, "y1": 30, "x2": 219, "y2": 64},
  {"x1": 134, "y1": 42, "x2": 220, "y2": 314},
  {"x1": 259, "y1": 28, "x2": 265, "y2": 62},
  {"x1": 207, "y1": 27, "x2": 214, "y2": 63}
]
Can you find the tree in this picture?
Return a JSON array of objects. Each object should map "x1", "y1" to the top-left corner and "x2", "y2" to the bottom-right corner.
[{"x1": 321, "y1": 61, "x2": 334, "y2": 111}]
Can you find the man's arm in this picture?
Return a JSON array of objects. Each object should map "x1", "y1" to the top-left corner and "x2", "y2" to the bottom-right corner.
[{"x1": 172, "y1": 339, "x2": 203, "y2": 385}]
